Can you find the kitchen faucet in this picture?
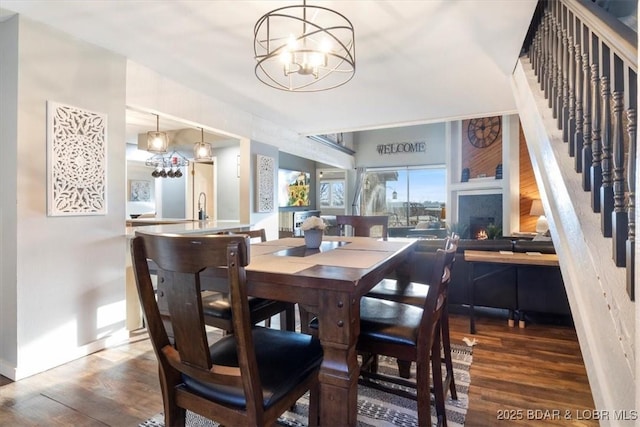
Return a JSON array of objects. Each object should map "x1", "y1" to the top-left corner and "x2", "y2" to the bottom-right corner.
[{"x1": 198, "y1": 192, "x2": 207, "y2": 220}]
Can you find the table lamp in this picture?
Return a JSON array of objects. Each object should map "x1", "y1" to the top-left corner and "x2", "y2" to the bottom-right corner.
[{"x1": 529, "y1": 199, "x2": 549, "y2": 234}]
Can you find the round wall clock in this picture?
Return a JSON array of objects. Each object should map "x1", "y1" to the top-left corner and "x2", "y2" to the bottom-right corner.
[{"x1": 467, "y1": 117, "x2": 501, "y2": 148}]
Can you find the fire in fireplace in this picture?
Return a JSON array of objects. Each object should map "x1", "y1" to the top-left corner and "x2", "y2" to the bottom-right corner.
[{"x1": 470, "y1": 216, "x2": 495, "y2": 240}]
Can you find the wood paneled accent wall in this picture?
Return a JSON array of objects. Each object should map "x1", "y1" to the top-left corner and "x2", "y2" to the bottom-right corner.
[
  {"x1": 461, "y1": 116, "x2": 541, "y2": 233},
  {"x1": 461, "y1": 117, "x2": 502, "y2": 178},
  {"x1": 518, "y1": 123, "x2": 540, "y2": 232}
]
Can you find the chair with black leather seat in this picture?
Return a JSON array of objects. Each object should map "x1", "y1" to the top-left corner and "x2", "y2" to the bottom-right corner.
[
  {"x1": 335, "y1": 215, "x2": 389, "y2": 240},
  {"x1": 131, "y1": 232, "x2": 322, "y2": 427},
  {"x1": 202, "y1": 229, "x2": 295, "y2": 333},
  {"x1": 365, "y1": 235, "x2": 459, "y2": 400},
  {"x1": 356, "y1": 244, "x2": 455, "y2": 427}
]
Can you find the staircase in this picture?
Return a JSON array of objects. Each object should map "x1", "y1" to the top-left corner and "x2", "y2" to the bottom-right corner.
[{"x1": 512, "y1": 0, "x2": 637, "y2": 421}]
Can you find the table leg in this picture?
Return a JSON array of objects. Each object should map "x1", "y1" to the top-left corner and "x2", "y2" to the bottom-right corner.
[
  {"x1": 469, "y1": 263, "x2": 476, "y2": 334},
  {"x1": 317, "y1": 291, "x2": 359, "y2": 427}
]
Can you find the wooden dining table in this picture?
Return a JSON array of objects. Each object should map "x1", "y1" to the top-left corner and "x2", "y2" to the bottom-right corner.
[{"x1": 236, "y1": 236, "x2": 417, "y2": 426}]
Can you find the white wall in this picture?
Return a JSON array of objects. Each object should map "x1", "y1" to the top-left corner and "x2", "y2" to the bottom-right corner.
[
  {"x1": 0, "y1": 15, "x2": 20, "y2": 373},
  {"x1": 216, "y1": 145, "x2": 241, "y2": 221},
  {"x1": 0, "y1": 15, "x2": 127, "y2": 380},
  {"x1": 354, "y1": 123, "x2": 447, "y2": 168}
]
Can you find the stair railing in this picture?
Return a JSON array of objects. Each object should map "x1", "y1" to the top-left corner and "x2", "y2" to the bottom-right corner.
[{"x1": 525, "y1": 0, "x2": 637, "y2": 299}]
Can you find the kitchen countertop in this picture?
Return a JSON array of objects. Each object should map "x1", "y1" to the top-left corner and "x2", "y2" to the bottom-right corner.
[{"x1": 126, "y1": 220, "x2": 250, "y2": 237}]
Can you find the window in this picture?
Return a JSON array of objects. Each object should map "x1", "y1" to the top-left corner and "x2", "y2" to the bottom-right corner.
[
  {"x1": 320, "y1": 180, "x2": 345, "y2": 208},
  {"x1": 361, "y1": 166, "x2": 446, "y2": 228}
]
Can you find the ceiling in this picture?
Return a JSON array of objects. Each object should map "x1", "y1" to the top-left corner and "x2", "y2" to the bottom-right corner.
[{"x1": 1, "y1": 0, "x2": 538, "y2": 141}]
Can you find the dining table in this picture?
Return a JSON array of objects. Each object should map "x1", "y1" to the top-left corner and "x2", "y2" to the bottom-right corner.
[{"x1": 217, "y1": 235, "x2": 417, "y2": 427}]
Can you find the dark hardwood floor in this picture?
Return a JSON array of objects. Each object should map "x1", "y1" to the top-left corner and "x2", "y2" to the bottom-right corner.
[
  {"x1": 0, "y1": 311, "x2": 596, "y2": 426},
  {"x1": 448, "y1": 311, "x2": 597, "y2": 427}
]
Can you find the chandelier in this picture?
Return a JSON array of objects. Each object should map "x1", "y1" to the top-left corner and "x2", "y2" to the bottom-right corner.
[
  {"x1": 146, "y1": 151, "x2": 189, "y2": 178},
  {"x1": 253, "y1": 0, "x2": 355, "y2": 92}
]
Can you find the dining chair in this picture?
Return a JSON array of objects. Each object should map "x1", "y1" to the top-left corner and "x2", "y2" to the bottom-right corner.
[
  {"x1": 335, "y1": 215, "x2": 389, "y2": 240},
  {"x1": 131, "y1": 232, "x2": 322, "y2": 427},
  {"x1": 365, "y1": 234, "x2": 460, "y2": 400},
  {"x1": 202, "y1": 229, "x2": 295, "y2": 333},
  {"x1": 356, "y1": 243, "x2": 457, "y2": 427}
]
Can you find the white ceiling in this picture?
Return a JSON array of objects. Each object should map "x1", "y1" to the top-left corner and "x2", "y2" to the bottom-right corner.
[{"x1": 1, "y1": 0, "x2": 538, "y2": 140}]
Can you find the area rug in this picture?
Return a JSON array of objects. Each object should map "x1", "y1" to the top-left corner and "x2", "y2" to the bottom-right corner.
[{"x1": 140, "y1": 343, "x2": 472, "y2": 427}]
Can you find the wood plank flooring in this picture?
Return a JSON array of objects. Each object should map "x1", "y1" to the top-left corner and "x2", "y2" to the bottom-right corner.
[
  {"x1": 448, "y1": 313, "x2": 597, "y2": 426},
  {"x1": 0, "y1": 312, "x2": 596, "y2": 427}
]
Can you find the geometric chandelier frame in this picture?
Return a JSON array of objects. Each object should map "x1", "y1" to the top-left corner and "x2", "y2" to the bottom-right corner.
[{"x1": 254, "y1": 0, "x2": 355, "y2": 92}]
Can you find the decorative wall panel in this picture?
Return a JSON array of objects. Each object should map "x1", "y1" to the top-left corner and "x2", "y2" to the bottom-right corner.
[
  {"x1": 47, "y1": 101, "x2": 107, "y2": 216},
  {"x1": 256, "y1": 154, "x2": 275, "y2": 212}
]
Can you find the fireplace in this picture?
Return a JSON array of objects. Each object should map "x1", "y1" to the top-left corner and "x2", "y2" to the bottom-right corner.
[
  {"x1": 470, "y1": 216, "x2": 495, "y2": 240},
  {"x1": 458, "y1": 193, "x2": 502, "y2": 239}
]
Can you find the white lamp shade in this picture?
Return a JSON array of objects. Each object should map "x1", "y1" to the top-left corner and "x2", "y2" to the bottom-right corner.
[{"x1": 529, "y1": 199, "x2": 544, "y2": 217}]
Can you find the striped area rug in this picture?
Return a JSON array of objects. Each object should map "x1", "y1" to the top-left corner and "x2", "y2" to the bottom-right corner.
[{"x1": 140, "y1": 344, "x2": 472, "y2": 427}]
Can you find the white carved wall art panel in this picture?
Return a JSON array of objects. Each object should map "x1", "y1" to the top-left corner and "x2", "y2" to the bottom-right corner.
[
  {"x1": 47, "y1": 101, "x2": 107, "y2": 216},
  {"x1": 256, "y1": 154, "x2": 274, "y2": 212}
]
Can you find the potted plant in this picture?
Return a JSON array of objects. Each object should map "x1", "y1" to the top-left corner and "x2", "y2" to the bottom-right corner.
[
  {"x1": 485, "y1": 223, "x2": 502, "y2": 240},
  {"x1": 447, "y1": 222, "x2": 469, "y2": 239},
  {"x1": 301, "y1": 216, "x2": 326, "y2": 249}
]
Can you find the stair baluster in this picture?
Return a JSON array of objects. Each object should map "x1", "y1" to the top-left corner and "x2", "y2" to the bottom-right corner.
[
  {"x1": 551, "y1": 16, "x2": 559, "y2": 114},
  {"x1": 626, "y1": 108, "x2": 636, "y2": 300},
  {"x1": 582, "y1": 52, "x2": 593, "y2": 189},
  {"x1": 590, "y1": 63, "x2": 602, "y2": 212},
  {"x1": 545, "y1": 12, "x2": 553, "y2": 99},
  {"x1": 567, "y1": 37, "x2": 576, "y2": 151},
  {"x1": 574, "y1": 48, "x2": 584, "y2": 169},
  {"x1": 611, "y1": 91, "x2": 627, "y2": 267},
  {"x1": 601, "y1": 76, "x2": 614, "y2": 237},
  {"x1": 561, "y1": 29, "x2": 570, "y2": 137}
]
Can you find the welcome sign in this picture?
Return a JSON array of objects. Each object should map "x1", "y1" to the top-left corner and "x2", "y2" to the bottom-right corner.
[{"x1": 377, "y1": 141, "x2": 426, "y2": 155}]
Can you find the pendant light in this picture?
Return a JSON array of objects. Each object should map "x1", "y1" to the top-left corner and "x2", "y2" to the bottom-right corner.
[
  {"x1": 146, "y1": 114, "x2": 168, "y2": 153},
  {"x1": 193, "y1": 127, "x2": 212, "y2": 161}
]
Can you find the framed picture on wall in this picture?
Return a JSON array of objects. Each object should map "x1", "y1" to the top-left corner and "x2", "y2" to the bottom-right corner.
[{"x1": 129, "y1": 180, "x2": 151, "y2": 202}]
